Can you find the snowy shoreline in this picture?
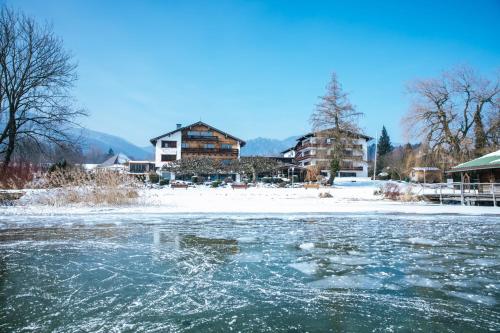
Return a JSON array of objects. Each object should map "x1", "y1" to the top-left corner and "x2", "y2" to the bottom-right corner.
[{"x1": 2, "y1": 183, "x2": 499, "y2": 216}]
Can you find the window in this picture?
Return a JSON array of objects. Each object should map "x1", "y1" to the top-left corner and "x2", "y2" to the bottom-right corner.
[
  {"x1": 221, "y1": 144, "x2": 232, "y2": 150},
  {"x1": 161, "y1": 154, "x2": 176, "y2": 162},
  {"x1": 161, "y1": 140, "x2": 177, "y2": 148},
  {"x1": 203, "y1": 143, "x2": 215, "y2": 149},
  {"x1": 201, "y1": 131, "x2": 212, "y2": 137},
  {"x1": 181, "y1": 143, "x2": 189, "y2": 148},
  {"x1": 339, "y1": 172, "x2": 357, "y2": 177}
]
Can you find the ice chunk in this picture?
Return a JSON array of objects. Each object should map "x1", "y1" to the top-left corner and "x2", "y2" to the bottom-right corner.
[
  {"x1": 309, "y1": 275, "x2": 383, "y2": 290},
  {"x1": 447, "y1": 291, "x2": 497, "y2": 306},
  {"x1": 407, "y1": 237, "x2": 440, "y2": 246},
  {"x1": 299, "y1": 242, "x2": 315, "y2": 250},
  {"x1": 403, "y1": 275, "x2": 443, "y2": 289},
  {"x1": 236, "y1": 236, "x2": 256, "y2": 243},
  {"x1": 464, "y1": 258, "x2": 499, "y2": 267},
  {"x1": 289, "y1": 261, "x2": 318, "y2": 275},
  {"x1": 329, "y1": 255, "x2": 374, "y2": 266}
]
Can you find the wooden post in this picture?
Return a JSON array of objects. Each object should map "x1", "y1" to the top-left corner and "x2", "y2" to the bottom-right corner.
[
  {"x1": 439, "y1": 184, "x2": 443, "y2": 205},
  {"x1": 493, "y1": 183, "x2": 497, "y2": 207},
  {"x1": 460, "y1": 173, "x2": 465, "y2": 206}
]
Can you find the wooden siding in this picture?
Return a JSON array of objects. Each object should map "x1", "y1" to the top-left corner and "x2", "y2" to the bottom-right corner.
[{"x1": 181, "y1": 124, "x2": 239, "y2": 160}]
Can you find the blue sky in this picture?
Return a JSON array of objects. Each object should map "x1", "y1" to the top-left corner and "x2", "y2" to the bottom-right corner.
[{"x1": 7, "y1": 0, "x2": 500, "y2": 146}]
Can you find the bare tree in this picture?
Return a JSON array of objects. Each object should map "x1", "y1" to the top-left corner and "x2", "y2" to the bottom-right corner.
[
  {"x1": 236, "y1": 156, "x2": 281, "y2": 182},
  {"x1": 310, "y1": 72, "x2": 364, "y2": 184},
  {"x1": 161, "y1": 157, "x2": 220, "y2": 178},
  {"x1": 404, "y1": 66, "x2": 499, "y2": 163},
  {"x1": 0, "y1": 6, "x2": 86, "y2": 171}
]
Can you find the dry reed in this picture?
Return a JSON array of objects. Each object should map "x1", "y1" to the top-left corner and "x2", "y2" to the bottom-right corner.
[{"x1": 30, "y1": 168, "x2": 141, "y2": 206}]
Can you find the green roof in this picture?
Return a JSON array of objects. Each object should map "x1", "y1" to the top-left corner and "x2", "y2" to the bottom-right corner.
[{"x1": 451, "y1": 150, "x2": 500, "y2": 172}]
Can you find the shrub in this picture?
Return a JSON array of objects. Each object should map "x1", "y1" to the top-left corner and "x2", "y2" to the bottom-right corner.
[
  {"x1": 148, "y1": 172, "x2": 159, "y2": 184},
  {"x1": 0, "y1": 163, "x2": 39, "y2": 189},
  {"x1": 48, "y1": 160, "x2": 69, "y2": 173},
  {"x1": 211, "y1": 181, "x2": 221, "y2": 188},
  {"x1": 382, "y1": 182, "x2": 401, "y2": 200},
  {"x1": 159, "y1": 179, "x2": 169, "y2": 186}
]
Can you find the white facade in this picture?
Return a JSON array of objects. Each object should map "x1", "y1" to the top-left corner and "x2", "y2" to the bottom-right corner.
[
  {"x1": 154, "y1": 130, "x2": 182, "y2": 169},
  {"x1": 282, "y1": 148, "x2": 296, "y2": 158}
]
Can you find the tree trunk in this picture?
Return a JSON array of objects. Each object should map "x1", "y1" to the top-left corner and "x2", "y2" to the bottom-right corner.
[
  {"x1": 1, "y1": 110, "x2": 17, "y2": 171},
  {"x1": 473, "y1": 106, "x2": 487, "y2": 155}
]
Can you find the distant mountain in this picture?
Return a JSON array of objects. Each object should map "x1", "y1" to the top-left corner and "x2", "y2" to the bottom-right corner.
[
  {"x1": 241, "y1": 136, "x2": 299, "y2": 156},
  {"x1": 73, "y1": 128, "x2": 153, "y2": 161}
]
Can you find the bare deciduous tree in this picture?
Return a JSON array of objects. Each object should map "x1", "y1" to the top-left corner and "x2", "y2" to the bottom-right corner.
[
  {"x1": 0, "y1": 6, "x2": 86, "y2": 171},
  {"x1": 236, "y1": 156, "x2": 281, "y2": 182},
  {"x1": 404, "y1": 66, "x2": 499, "y2": 163},
  {"x1": 310, "y1": 72, "x2": 364, "y2": 184}
]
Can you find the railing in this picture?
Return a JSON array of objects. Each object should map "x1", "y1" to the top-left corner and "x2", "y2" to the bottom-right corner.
[
  {"x1": 411, "y1": 182, "x2": 500, "y2": 206},
  {"x1": 295, "y1": 153, "x2": 313, "y2": 161},
  {"x1": 295, "y1": 143, "x2": 318, "y2": 152},
  {"x1": 182, "y1": 148, "x2": 239, "y2": 155},
  {"x1": 340, "y1": 166, "x2": 364, "y2": 171},
  {"x1": 182, "y1": 135, "x2": 219, "y2": 141}
]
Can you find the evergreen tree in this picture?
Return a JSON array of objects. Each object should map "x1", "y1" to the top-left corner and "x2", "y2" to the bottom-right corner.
[{"x1": 377, "y1": 126, "x2": 393, "y2": 157}]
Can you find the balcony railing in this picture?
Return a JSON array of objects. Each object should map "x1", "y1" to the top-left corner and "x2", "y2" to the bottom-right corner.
[
  {"x1": 340, "y1": 166, "x2": 364, "y2": 171},
  {"x1": 182, "y1": 135, "x2": 219, "y2": 141},
  {"x1": 182, "y1": 147, "x2": 239, "y2": 155},
  {"x1": 295, "y1": 152, "x2": 315, "y2": 161}
]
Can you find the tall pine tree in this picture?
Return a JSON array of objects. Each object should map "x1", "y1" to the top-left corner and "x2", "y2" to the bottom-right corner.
[
  {"x1": 376, "y1": 126, "x2": 393, "y2": 174},
  {"x1": 377, "y1": 126, "x2": 393, "y2": 157}
]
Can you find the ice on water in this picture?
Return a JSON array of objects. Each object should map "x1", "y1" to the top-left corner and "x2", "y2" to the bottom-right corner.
[{"x1": 0, "y1": 213, "x2": 499, "y2": 332}]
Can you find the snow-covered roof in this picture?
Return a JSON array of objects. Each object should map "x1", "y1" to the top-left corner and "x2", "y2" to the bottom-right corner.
[
  {"x1": 412, "y1": 167, "x2": 441, "y2": 171},
  {"x1": 280, "y1": 147, "x2": 295, "y2": 154},
  {"x1": 99, "y1": 153, "x2": 130, "y2": 167},
  {"x1": 451, "y1": 150, "x2": 500, "y2": 172}
]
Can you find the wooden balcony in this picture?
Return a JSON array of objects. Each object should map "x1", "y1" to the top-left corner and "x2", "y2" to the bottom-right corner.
[
  {"x1": 182, "y1": 135, "x2": 219, "y2": 141},
  {"x1": 295, "y1": 153, "x2": 313, "y2": 161},
  {"x1": 182, "y1": 147, "x2": 239, "y2": 155}
]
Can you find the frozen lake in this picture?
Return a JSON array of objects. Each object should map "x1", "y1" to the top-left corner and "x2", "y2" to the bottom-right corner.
[{"x1": 0, "y1": 213, "x2": 499, "y2": 332}]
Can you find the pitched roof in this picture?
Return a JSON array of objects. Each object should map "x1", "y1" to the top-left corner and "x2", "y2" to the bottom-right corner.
[
  {"x1": 280, "y1": 147, "x2": 295, "y2": 154},
  {"x1": 99, "y1": 153, "x2": 130, "y2": 167},
  {"x1": 450, "y1": 150, "x2": 500, "y2": 172},
  {"x1": 150, "y1": 121, "x2": 246, "y2": 147}
]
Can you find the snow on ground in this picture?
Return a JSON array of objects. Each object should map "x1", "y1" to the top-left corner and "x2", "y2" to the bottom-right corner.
[{"x1": 2, "y1": 180, "x2": 498, "y2": 216}]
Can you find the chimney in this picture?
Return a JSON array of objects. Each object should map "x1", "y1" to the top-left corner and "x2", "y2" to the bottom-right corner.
[{"x1": 176, "y1": 123, "x2": 182, "y2": 129}]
